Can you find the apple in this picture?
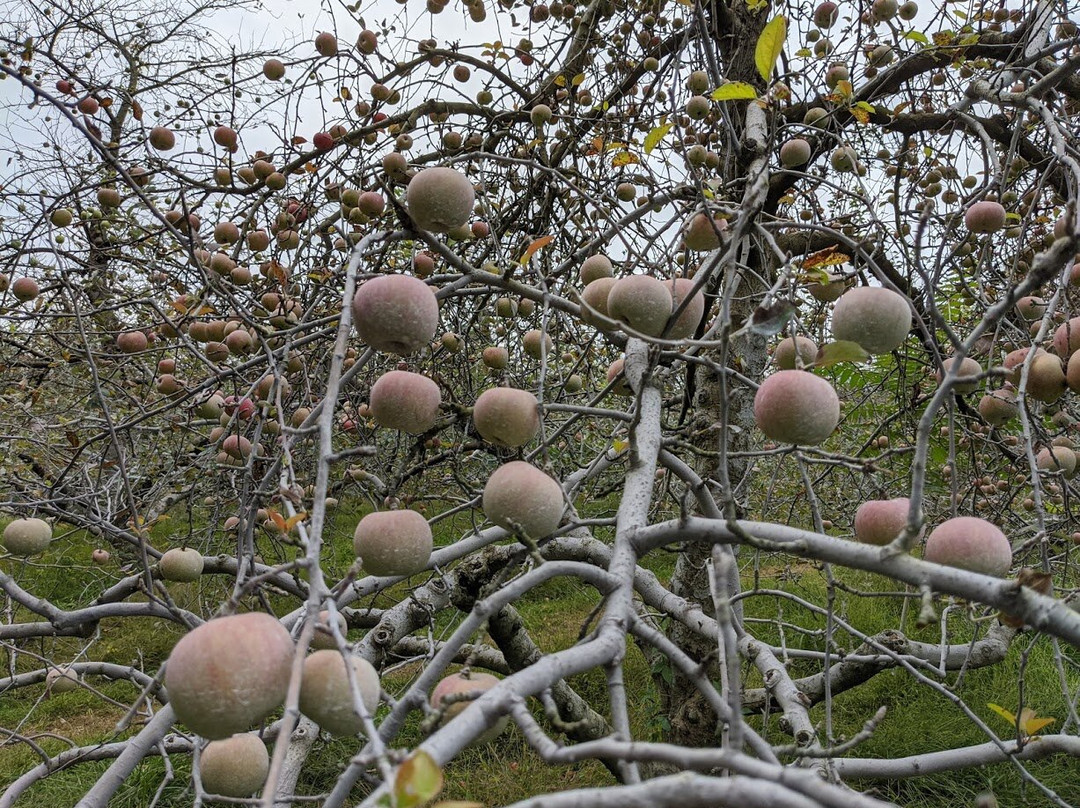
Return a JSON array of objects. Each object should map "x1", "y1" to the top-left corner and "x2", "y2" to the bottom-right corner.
[
  {"x1": 830, "y1": 287, "x2": 911, "y2": 354},
  {"x1": 853, "y1": 498, "x2": 909, "y2": 545},
  {"x1": 2, "y1": 518, "x2": 53, "y2": 556},
  {"x1": 298, "y1": 650, "x2": 380, "y2": 736},
  {"x1": 369, "y1": 370, "x2": 441, "y2": 434},
  {"x1": 164, "y1": 612, "x2": 294, "y2": 739},
  {"x1": 924, "y1": 517, "x2": 1012, "y2": 576},
  {"x1": 159, "y1": 547, "x2": 204, "y2": 582},
  {"x1": 199, "y1": 733, "x2": 269, "y2": 797},
  {"x1": 753, "y1": 370, "x2": 840, "y2": 445},
  {"x1": 964, "y1": 201, "x2": 1007, "y2": 233},
  {"x1": 148, "y1": 126, "x2": 176, "y2": 151},
  {"x1": 314, "y1": 32, "x2": 339, "y2": 57},
  {"x1": 430, "y1": 671, "x2": 508, "y2": 744},
  {"x1": 352, "y1": 509, "x2": 433, "y2": 576},
  {"x1": 779, "y1": 138, "x2": 812, "y2": 168},
  {"x1": 473, "y1": 387, "x2": 540, "y2": 447},
  {"x1": 606, "y1": 275, "x2": 673, "y2": 337},
  {"x1": 773, "y1": 336, "x2": 818, "y2": 370},
  {"x1": 351, "y1": 275, "x2": 439, "y2": 356},
  {"x1": 483, "y1": 461, "x2": 565, "y2": 539},
  {"x1": 406, "y1": 167, "x2": 475, "y2": 233}
]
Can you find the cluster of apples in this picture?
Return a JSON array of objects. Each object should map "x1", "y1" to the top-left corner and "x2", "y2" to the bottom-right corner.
[
  {"x1": 754, "y1": 285, "x2": 912, "y2": 446},
  {"x1": 854, "y1": 499, "x2": 1013, "y2": 576},
  {"x1": 745, "y1": 199, "x2": 1075, "y2": 576},
  {"x1": 163, "y1": 611, "x2": 504, "y2": 797},
  {"x1": 350, "y1": 166, "x2": 567, "y2": 578},
  {"x1": 578, "y1": 254, "x2": 706, "y2": 340}
]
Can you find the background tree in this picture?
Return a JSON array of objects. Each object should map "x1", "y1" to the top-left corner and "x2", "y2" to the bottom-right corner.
[{"x1": 1, "y1": 0, "x2": 1080, "y2": 805}]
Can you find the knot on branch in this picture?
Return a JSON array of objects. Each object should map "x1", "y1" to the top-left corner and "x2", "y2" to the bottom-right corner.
[
  {"x1": 448, "y1": 546, "x2": 514, "y2": 610},
  {"x1": 859, "y1": 628, "x2": 907, "y2": 655},
  {"x1": 370, "y1": 624, "x2": 396, "y2": 649}
]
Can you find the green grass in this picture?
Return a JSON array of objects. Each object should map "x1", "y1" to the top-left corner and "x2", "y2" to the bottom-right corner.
[{"x1": 1, "y1": 506, "x2": 1078, "y2": 807}]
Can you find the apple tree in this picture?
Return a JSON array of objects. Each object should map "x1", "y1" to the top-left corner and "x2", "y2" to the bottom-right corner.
[{"x1": 1, "y1": 0, "x2": 1080, "y2": 805}]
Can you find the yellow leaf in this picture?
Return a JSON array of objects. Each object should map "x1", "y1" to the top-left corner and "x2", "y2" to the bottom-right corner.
[
  {"x1": 519, "y1": 235, "x2": 553, "y2": 265},
  {"x1": 644, "y1": 122, "x2": 672, "y2": 154},
  {"x1": 612, "y1": 150, "x2": 639, "y2": 167},
  {"x1": 553, "y1": 75, "x2": 566, "y2": 87},
  {"x1": 989, "y1": 703, "x2": 1055, "y2": 736},
  {"x1": 395, "y1": 751, "x2": 444, "y2": 808},
  {"x1": 284, "y1": 512, "x2": 307, "y2": 531},
  {"x1": 1019, "y1": 707, "x2": 1055, "y2": 735},
  {"x1": 339, "y1": 86, "x2": 352, "y2": 100},
  {"x1": 851, "y1": 105, "x2": 870, "y2": 125},
  {"x1": 612, "y1": 439, "x2": 629, "y2": 454},
  {"x1": 803, "y1": 245, "x2": 851, "y2": 270},
  {"x1": 988, "y1": 703, "x2": 1015, "y2": 724},
  {"x1": 571, "y1": 73, "x2": 585, "y2": 86},
  {"x1": 711, "y1": 82, "x2": 758, "y2": 101},
  {"x1": 755, "y1": 15, "x2": 787, "y2": 83}
]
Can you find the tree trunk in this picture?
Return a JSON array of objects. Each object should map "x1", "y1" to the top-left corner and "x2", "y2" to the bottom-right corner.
[{"x1": 659, "y1": 0, "x2": 773, "y2": 753}]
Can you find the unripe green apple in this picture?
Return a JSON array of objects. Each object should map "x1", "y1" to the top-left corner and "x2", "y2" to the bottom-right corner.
[
  {"x1": 159, "y1": 547, "x2": 204, "y2": 582},
  {"x1": 2, "y1": 518, "x2": 52, "y2": 556}
]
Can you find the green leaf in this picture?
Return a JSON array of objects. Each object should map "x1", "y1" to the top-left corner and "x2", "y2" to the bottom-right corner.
[
  {"x1": 643, "y1": 121, "x2": 673, "y2": 154},
  {"x1": 814, "y1": 340, "x2": 871, "y2": 367},
  {"x1": 711, "y1": 82, "x2": 758, "y2": 101},
  {"x1": 755, "y1": 15, "x2": 787, "y2": 83},
  {"x1": 903, "y1": 30, "x2": 930, "y2": 45},
  {"x1": 394, "y1": 751, "x2": 444, "y2": 808},
  {"x1": 854, "y1": 101, "x2": 876, "y2": 113}
]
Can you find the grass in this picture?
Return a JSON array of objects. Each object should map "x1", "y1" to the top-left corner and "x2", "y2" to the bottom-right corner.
[{"x1": 1, "y1": 500, "x2": 1078, "y2": 807}]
